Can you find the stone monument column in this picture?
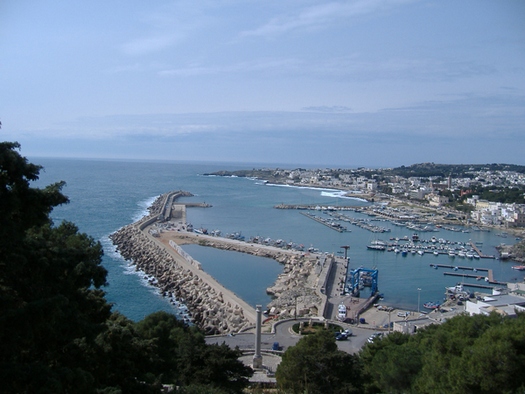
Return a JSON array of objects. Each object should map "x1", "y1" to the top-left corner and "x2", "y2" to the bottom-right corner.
[{"x1": 252, "y1": 305, "x2": 263, "y2": 369}]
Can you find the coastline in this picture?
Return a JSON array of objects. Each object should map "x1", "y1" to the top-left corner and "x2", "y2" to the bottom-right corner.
[
  {"x1": 110, "y1": 192, "x2": 327, "y2": 334},
  {"x1": 110, "y1": 187, "x2": 524, "y2": 335},
  {"x1": 111, "y1": 223, "x2": 256, "y2": 334}
]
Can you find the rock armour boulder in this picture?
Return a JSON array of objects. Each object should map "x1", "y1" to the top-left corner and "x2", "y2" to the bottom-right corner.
[{"x1": 110, "y1": 223, "x2": 251, "y2": 334}]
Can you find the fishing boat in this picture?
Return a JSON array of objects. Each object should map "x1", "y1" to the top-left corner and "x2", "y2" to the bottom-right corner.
[
  {"x1": 423, "y1": 301, "x2": 441, "y2": 310},
  {"x1": 446, "y1": 283, "x2": 466, "y2": 295}
]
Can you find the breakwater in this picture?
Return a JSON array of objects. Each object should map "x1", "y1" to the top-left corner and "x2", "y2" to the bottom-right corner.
[
  {"x1": 110, "y1": 224, "x2": 253, "y2": 334},
  {"x1": 110, "y1": 191, "x2": 326, "y2": 334},
  {"x1": 166, "y1": 232, "x2": 325, "y2": 320},
  {"x1": 110, "y1": 191, "x2": 255, "y2": 335}
]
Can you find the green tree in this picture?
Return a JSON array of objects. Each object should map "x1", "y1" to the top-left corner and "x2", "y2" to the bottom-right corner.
[
  {"x1": 447, "y1": 316, "x2": 525, "y2": 393},
  {"x1": 276, "y1": 329, "x2": 362, "y2": 394},
  {"x1": 0, "y1": 142, "x2": 114, "y2": 393},
  {"x1": 91, "y1": 313, "x2": 160, "y2": 393},
  {"x1": 357, "y1": 314, "x2": 525, "y2": 394},
  {"x1": 359, "y1": 331, "x2": 419, "y2": 393},
  {"x1": 413, "y1": 313, "x2": 503, "y2": 393},
  {"x1": 136, "y1": 311, "x2": 252, "y2": 393}
]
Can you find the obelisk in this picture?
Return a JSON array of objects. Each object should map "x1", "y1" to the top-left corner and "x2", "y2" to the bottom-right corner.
[{"x1": 252, "y1": 305, "x2": 263, "y2": 369}]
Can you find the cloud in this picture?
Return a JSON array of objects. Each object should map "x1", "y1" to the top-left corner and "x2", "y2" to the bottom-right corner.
[
  {"x1": 158, "y1": 58, "x2": 301, "y2": 77},
  {"x1": 157, "y1": 53, "x2": 494, "y2": 84},
  {"x1": 11, "y1": 92, "x2": 525, "y2": 166},
  {"x1": 240, "y1": 0, "x2": 414, "y2": 38},
  {"x1": 10, "y1": 92, "x2": 524, "y2": 145},
  {"x1": 302, "y1": 106, "x2": 352, "y2": 113},
  {"x1": 119, "y1": 2, "x2": 210, "y2": 56},
  {"x1": 121, "y1": 34, "x2": 182, "y2": 56}
]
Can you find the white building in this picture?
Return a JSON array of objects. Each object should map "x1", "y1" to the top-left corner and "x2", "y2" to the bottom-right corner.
[{"x1": 465, "y1": 293, "x2": 525, "y2": 317}]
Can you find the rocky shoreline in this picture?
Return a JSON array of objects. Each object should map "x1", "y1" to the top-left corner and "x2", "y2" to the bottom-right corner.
[
  {"x1": 110, "y1": 224, "x2": 253, "y2": 335},
  {"x1": 109, "y1": 192, "x2": 325, "y2": 334}
]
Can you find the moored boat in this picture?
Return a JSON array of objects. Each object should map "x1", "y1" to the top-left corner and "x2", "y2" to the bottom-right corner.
[
  {"x1": 423, "y1": 301, "x2": 441, "y2": 310},
  {"x1": 367, "y1": 244, "x2": 386, "y2": 251}
]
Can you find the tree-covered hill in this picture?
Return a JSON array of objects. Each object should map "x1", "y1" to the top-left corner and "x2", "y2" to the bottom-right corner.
[
  {"x1": 205, "y1": 162, "x2": 525, "y2": 180},
  {"x1": 387, "y1": 162, "x2": 525, "y2": 178}
]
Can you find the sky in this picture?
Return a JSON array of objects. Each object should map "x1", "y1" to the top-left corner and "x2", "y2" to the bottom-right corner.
[{"x1": 1, "y1": 0, "x2": 524, "y2": 168}]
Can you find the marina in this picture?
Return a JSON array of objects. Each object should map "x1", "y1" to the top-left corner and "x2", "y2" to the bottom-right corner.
[{"x1": 187, "y1": 188, "x2": 522, "y2": 313}]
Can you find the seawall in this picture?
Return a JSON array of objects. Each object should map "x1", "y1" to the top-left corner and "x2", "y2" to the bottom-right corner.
[
  {"x1": 111, "y1": 223, "x2": 255, "y2": 334},
  {"x1": 110, "y1": 191, "x2": 327, "y2": 334}
]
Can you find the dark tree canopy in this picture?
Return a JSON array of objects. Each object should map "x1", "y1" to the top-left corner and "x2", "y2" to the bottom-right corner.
[
  {"x1": 0, "y1": 142, "x2": 111, "y2": 393},
  {"x1": 357, "y1": 313, "x2": 525, "y2": 394},
  {"x1": 276, "y1": 330, "x2": 363, "y2": 394}
]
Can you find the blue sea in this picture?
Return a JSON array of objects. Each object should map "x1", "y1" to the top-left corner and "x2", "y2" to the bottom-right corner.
[{"x1": 32, "y1": 157, "x2": 522, "y2": 321}]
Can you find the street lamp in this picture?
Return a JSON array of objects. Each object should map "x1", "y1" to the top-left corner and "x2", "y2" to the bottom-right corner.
[{"x1": 417, "y1": 288, "x2": 421, "y2": 314}]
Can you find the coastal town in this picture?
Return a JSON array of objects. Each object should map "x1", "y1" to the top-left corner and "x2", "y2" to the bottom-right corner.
[{"x1": 209, "y1": 163, "x2": 525, "y2": 235}]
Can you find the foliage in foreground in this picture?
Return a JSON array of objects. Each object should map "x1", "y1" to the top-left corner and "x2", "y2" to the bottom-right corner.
[
  {"x1": 276, "y1": 312, "x2": 525, "y2": 394},
  {"x1": 276, "y1": 330, "x2": 362, "y2": 394},
  {"x1": 0, "y1": 142, "x2": 252, "y2": 393}
]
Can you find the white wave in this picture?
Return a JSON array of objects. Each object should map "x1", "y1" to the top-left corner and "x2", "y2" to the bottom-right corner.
[
  {"x1": 320, "y1": 190, "x2": 348, "y2": 198},
  {"x1": 131, "y1": 195, "x2": 160, "y2": 222},
  {"x1": 264, "y1": 183, "x2": 368, "y2": 201},
  {"x1": 320, "y1": 190, "x2": 367, "y2": 201},
  {"x1": 264, "y1": 183, "x2": 339, "y2": 193},
  {"x1": 101, "y1": 234, "x2": 190, "y2": 318}
]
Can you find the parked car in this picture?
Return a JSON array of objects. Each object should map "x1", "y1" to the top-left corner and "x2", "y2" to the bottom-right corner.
[
  {"x1": 335, "y1": 332, "x2": 348, "y2": 341},
  {"x1": 367, "y1": 332, "x2": 383, "y2": 343}
]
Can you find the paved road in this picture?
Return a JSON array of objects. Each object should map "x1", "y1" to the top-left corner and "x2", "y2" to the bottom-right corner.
[{"x1": 205, "y1": 318, "x2": 378, "y2": 355}]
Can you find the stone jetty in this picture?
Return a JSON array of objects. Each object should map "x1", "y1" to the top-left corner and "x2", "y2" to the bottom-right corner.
[
  {"x1": 111, "y1": 224, "x2": 253, "y2": 334},
  {"x1": 110, "y1": 191, "x2": 327, "y2": 334},
  {"x1": 168, "y1": 232, "x2": 324, "y2": 319}
]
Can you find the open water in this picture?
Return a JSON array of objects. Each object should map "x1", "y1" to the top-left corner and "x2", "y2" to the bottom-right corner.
[{"x1": 32, "y1": 157, "x2": 522, "y2": 321}]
